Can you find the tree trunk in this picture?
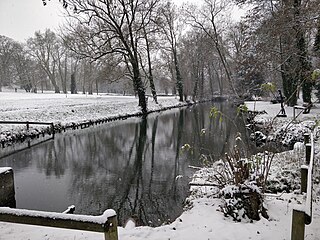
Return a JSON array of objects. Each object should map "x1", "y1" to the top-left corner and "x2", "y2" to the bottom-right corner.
[
  {"x1": 173, "y1": 49, "x2": 183, "y2": 102},
  {"x1": 63, "y1": 55, "x2": 68, "y2": 94},
  {"x1": 144, "y1": 28, "x2": 158, "y2": 104},
  {"x1": 210, "y1": 21, "x2": 237, "y2": 97},
  {"x1": 280, "y1": 34, "x2": 298, "y2": 106},
  {"x1": 88, "y1": 83, "x2": 93, "y2": 95},
  {"x1": 96, "y1": 77, "x2": 99, "y2": 95},
  {"x1": 51, "y1": 76, "x2": 60, "y2": 93},
  {"x1": 313, "y1": 21, "x2": 320, "y2": 102},
  {"x1": 192, "y1": 62, "x2": 199, "y2": 101},
  {"x1": 199, "y1": 65, "x2": 204, "y2": 100},
  {"x1": 208, "y1": 64, "x2": 215, "y2": 96},
  {"x1": 71, "y1": 72, "x2": 77, "y2": 94},
  {"x1": 215, "y1": 67, "x2": 223, "y2": 96},
  {"x1": 132, "y1": 60, "x2": 147, "y2": 114}
]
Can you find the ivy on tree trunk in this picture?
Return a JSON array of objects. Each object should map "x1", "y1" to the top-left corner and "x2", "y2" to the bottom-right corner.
[{"x1": 294, "y1": 0, "x2": 312, "y2": 104}]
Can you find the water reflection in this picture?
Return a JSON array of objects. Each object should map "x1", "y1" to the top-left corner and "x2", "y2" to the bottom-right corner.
[{"x1": 0, "y1": 102, "x2": 251, "y2": 226}]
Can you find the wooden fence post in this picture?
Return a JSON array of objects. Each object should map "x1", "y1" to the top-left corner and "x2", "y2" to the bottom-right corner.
[
  {"x1": 291, "y1": 210, "x2": 305, "y2": 240},
  {"x1": 303, "y1": 133, "x2": 310, "y2": 144},
  {"x1": 305, "y1": 143, "x2": 311, "y2": 165},
  {"x1": 104, "y1": 215, "x2": 118, "y2": 240},
  {"x1": 301, "y1": 166, "x2": 308, "y2": 193},
  {"x1": 0, "y1": 168, "x2": 16, "y2": 208}
]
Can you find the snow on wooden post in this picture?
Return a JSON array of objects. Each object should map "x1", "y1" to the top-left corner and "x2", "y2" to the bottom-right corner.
[
  {"x1": 0, "y1": 208, "x2": 118, "y2": 240},
  {"x1": 305, "y1": 143, "x2": 311, "y2": 165},
  {"x1": 0, "y1": 168, "x2": 16, "y2": 208},
  {"x1": 303, "y1": 133, "x2": 310, "y2": 144},
  {"x1": 291, "y1": 209, "x2": 305, "y2": 240}
]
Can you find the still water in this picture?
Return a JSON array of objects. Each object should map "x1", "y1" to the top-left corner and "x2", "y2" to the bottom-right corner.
[{"x1": 0, "y1": 102, "x2": 250, "y2": 226}]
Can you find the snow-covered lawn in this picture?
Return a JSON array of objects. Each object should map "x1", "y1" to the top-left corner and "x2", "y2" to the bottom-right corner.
[
  {"x1": 0, "y1": 91, "x2": 185, "y2": 130},
  {"x1": 0, "y1": 93, "x2": 319, "y2": 239},
  {"x1": 0, "y1": 91, "x2": 187, "y2": 144}
]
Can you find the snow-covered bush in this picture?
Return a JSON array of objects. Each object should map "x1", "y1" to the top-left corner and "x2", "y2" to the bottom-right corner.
[
  {"x1": 220, "y1": 182, "x2": 268, "y2": 222},
  {"x1": 187, "y1": 105, "x2": 292, "y2": 222},
  {"x1": 269, "y1": 120, "x2": 315, "y2": 147},
  {"x1": 189, "y1": 144, "x2": 273, "y2": 222}
]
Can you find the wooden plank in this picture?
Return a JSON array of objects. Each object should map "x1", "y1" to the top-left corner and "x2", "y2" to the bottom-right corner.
[{"x1": 0, "y1": 207, "x2": 117, "y2": 236}]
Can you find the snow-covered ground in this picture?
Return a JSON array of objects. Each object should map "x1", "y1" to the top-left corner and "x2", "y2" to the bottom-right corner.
[
  {"x1": 0, "y1": 91, "x2": 188, "y2": 144},
  {"x1": 0, "y1": 91, "x2": 187, "y2": 129},
  {"x1": 0, "y1": 91, "x2": 186, "y2": 127},
  {"x1": 0, "y1": 93, "x2": 319, "y2": 240}
]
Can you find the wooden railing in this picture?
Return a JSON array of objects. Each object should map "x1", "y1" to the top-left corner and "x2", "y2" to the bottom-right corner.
[
  {"x1": 0, "y1": 121, "x2": 54, "y2": 132},
  {"x1": 0, "y1": 121, "x2": 56, "y2": 158},
  {"x1": 293, "y1": 104, "x2": 312, "y2": 121},
  {"x1": 0, "y1": 168, "x2": 118, "y2": 239},
  {"x1": 0, "y1": 207, "x2": 118, "y2": 240},
  {"x1": 291, "y1": 133, "x2": 314, "y2": 240}
]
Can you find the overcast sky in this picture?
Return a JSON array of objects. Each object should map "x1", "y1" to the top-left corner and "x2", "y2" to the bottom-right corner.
[
  {"x1": 0, "y1": 0, "x2": 65, "y2": 42},
  {"x1": 0, "y1": 0, "x2": 240, "y2": 43}
]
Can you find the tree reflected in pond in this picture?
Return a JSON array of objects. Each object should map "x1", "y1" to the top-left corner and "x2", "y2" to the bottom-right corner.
[{"x1": 0, "y1": 102, "x2": 251, "y2": 226}]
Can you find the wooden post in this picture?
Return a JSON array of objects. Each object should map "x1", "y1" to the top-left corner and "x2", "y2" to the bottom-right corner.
[
  {"x1": 303, "y1": 133, "x2": 310, "y2": 144},
  {"x1": 26, "y1": 121, "x2": 29, "y2": 131},
  {"x1": 301, "y1": 166, "x2": 308, "y2": 193},
  {"x1": 0, "y1": 168, "x2": 16, "y2": 208},
  {"x1": 51, "y1": 123, "x2": 55, "y2": 139},
  {"x1": 305, "y1": 143, "x2": 311, "y2": 165},
  {"x1": 104, "y1": 215, "x2": 118, "y2": 240},
  {"x1": 291, "y1": 210, "x2": 305, "y2": 240}
]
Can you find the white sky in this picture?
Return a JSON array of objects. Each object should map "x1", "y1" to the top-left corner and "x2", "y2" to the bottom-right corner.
[
  {"x1": 0, "y1": 0, "x2": 65, "y2": 42},
  {"x1": 0, "y1": 0, "x2": 241, "y2": 43}
]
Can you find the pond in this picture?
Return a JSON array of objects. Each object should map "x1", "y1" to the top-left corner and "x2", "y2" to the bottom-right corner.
[{"x1": 0, "y1": 102, "x2": 251, "y2": 227}]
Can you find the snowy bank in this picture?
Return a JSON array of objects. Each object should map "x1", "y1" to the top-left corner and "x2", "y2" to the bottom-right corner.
[
  {"x1": 0, "y1": 98, "x2": 319, "y2": 239},
  {"x1": 245, "y1": 100, "x2": 320, "y2": 147},
  {"x1": 0, "y1": 91, "x2": 190, "y2": 145}
]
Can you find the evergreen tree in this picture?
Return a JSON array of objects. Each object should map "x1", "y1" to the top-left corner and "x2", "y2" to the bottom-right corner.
[
  {"x1": 294, "y1": 0, "x2": 312, "y2": 104},
  {"x1": 314, "y1": 21, "x2": 320, "y2": 102}
]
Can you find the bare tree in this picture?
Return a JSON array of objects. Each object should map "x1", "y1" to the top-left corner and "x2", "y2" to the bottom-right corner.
[
  {"x1": 141, "y1": 16, "x2": 159, "y2": 103},
  {"x1": 61, "y1": 0, "x2": 161, "y2": 114},
  {"x1": 158, "y1": 1, "x2": 184, "y2": 102},
  {"x1": 184, "y1": 0, "x2": 238, "y2": 97},
  {"x1": 53, "y1": 40, "x2": 69, "y2": 94},
  {"x1": 13, "y1": 44, "x2": 37, "y2": 92},
  {"x1": 27, "y1": 29, "x2": 60, "y2": 93},
  {"x1": 0, "y1": 36, "x2": 17, "y2": 91}
]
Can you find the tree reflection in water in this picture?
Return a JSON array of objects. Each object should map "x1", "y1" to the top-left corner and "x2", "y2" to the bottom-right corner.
[{"x1": 0, "y1": 102, "x2": 252, "y2": 227}]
